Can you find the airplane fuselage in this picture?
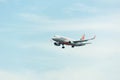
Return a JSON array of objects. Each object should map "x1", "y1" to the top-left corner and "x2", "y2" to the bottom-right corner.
[{"x1": 52, "y1": 35, "x2": 88, "y2": 48}]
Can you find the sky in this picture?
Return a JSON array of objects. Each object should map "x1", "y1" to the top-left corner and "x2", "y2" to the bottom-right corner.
[{"x1": 0, "y1": 0, "x2": 120, "y2": 80}]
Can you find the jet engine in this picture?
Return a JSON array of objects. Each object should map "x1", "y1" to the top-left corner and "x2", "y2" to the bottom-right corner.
[
  {"x1": 68, "y1": 41, "x2": 74, "y2": 44},
  {"x1": 54, "y1": 42, "x2": 61, "y2": 46}
]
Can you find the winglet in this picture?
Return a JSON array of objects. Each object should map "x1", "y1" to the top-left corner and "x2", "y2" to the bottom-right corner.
[{"x1": 91, "y1": 35, "x2": 96, "y2": 40}]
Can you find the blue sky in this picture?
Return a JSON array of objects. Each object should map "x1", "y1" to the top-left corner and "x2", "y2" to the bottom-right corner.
[{"x1": 0, "y1": 0, "x2": 120, "y2": 80}]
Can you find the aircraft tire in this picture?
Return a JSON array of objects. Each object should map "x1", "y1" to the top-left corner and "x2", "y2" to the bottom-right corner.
[
  {"x1": 62, "y1": 46, "x2": 65, "y2": 49},
  {"x1": 72, "y1": 45, "x2": 74, "y2": 48}
]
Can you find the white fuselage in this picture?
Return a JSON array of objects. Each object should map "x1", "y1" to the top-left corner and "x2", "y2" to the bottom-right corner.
[
  {"x1": 52, "y1": 35, "x2": 95, "y2": 48},
  {"x1": 52, "y1": 35, "x2": 84, "y2": 46}
]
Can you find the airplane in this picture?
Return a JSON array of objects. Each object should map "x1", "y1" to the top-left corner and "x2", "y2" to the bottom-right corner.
[{"x1": 52, "y1": 34, "x2": 96, "y2": 48}]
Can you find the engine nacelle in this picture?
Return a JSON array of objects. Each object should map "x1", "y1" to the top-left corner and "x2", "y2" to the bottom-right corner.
[
  {"x1": 54, "y1": 42, "x2": 61, "y2": 46},
  {"x1": 68, "y1": 41, "x2": 74, "y2": 44}
]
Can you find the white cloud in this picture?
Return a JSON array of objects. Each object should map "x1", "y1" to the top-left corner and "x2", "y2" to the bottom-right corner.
[
  {"x1": 18, "y1": 41, "x2": 52, "y2": 50},
  {"x1": 92, "y1": 0, "x2": 120, "y2": 4},
  {"x1": 18, "y1": 12, "x2": 120, "y2": 33},
  {"x1": 0, "y1": 67, "x2": 106, "y2": 80},
  {"x1": 40, "y1": 67, "x2": 106, "y2": 80},
  {"x1": 1, "y1": 63, "x2": 120, "y2": 80},
  {"x1": 64, "y1": 3, "x2": 97, "y2": 14},
  {"x1": 0, "y1": 70, "x2": 36, "y2": 80},
  {"x1": 44, "y1": 14, "x2": 120, "y2": 32},
  {"x1": 19, "y1": 13, "x2": 57, "y2": 23}
]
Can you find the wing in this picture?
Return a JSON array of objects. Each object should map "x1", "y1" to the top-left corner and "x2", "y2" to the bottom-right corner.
[{"x1": 73, "y1": 35, "x2": 96, "y2": 43}]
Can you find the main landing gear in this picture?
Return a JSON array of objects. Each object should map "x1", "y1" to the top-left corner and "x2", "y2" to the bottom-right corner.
[
  {"x1": 72, "y1": 45, "x2": 74, "y2": 48},
  {"x1": 62, "y1": 44, "x2": 65, "y2": 49},
  {"x1": 61, "y1": 45, "x2": 74, "y2": 49}
]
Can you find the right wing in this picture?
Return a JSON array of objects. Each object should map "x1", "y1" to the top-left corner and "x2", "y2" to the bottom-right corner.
[{"x1": 73, "y1": 35, "x2": 96, "y2": 43}]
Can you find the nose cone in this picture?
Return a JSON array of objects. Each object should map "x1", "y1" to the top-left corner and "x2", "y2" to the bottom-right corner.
[
  {"x1": 52, "y1": 35, "x2": 60, "y2": 41},
  {"x1": 52, "y1": 37, "x2": 55, "y2": 40}
]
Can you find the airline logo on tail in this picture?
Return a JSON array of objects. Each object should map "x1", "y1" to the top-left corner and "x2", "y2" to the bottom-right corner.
[{"x1": 80, "y1": 34, "x2": 85, "y2": 40}]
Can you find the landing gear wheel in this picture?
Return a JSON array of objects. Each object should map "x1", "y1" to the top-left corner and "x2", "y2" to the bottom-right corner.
[
  {"x1": 72, "y1": 45, "x2": 74, "y2": 48},
  {"x1": 62, "y1": 46, "x2": 65, "y2": 49},
  {"x1": 62, "y1": 44, "x2": 65, "y2": 49},
  {"x1": 62, "y1": 45, "x2": 65, "y2": 48}
]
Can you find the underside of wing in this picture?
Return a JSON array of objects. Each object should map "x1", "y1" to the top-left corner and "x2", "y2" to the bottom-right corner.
[
  {"x1": 73, "y1": 40, "x2": 88, "y2": 43},
  {"x1": 73, "y1": 35, "x2": 96, "y2": 43}
]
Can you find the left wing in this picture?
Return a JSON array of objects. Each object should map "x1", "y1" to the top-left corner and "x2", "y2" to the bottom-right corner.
[{"x1": 73, "y1": 35, "x2": 96, "y2": 43}]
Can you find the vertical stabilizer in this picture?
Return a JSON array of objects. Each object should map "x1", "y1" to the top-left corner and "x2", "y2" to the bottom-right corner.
[{"x1": 80, "y1": 34, "x2": 85, "y2": 40}]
